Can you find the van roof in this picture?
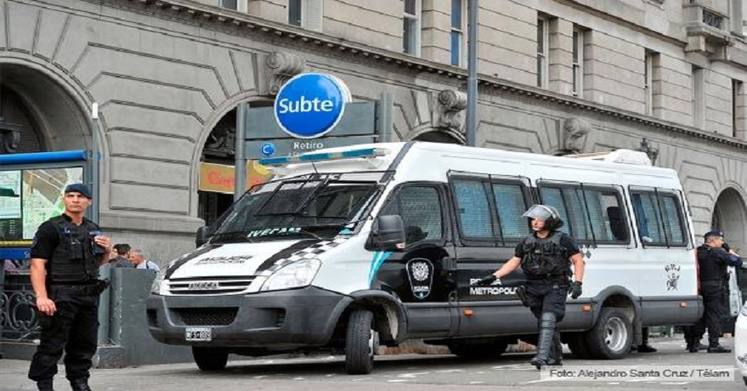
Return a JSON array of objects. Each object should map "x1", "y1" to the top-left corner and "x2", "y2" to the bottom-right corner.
[{"x1": 270, "y1": 141, "x2": 681, "y2": 188}]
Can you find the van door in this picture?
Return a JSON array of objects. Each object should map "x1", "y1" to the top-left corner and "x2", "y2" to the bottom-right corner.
[
  {"x1": 629, "y1": 187, "x2": 698, "y2": 325},
  {"x1": 372, "y1": 182, "x2": 458, "y2": 338},
  {"x1": 449, "y1": 175, "x2": 537, "y2": 336}
]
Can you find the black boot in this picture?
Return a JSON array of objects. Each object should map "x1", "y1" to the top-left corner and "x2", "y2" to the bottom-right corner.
[
  {"x1": 546, "y1": 331, "x2": 563, "y2": 365},
  {"x1": 70, "y1": 378, "x2": 92, "y2": 391},
  {"x1": 707, "y1": 344, "x2": 731, "y2": 353},
  {"x1": 637, "y1": 344, "x2": 657, "y2": 353},
  {"x1": 36, "y1": 379, "x2": 54, "y2": 391},
  {"x1": 529, "y1": 312, "x2": 556, "y2": 370}
]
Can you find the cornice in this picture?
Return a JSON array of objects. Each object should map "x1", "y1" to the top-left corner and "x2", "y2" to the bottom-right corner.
[{"x1": 114, "y1": 0, "x2": 747, "y2": 150}]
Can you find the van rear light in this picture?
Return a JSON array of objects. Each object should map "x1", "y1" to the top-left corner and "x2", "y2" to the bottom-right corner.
[{"x1": 679, "y1": 302, "x2": 688, "y2": 308}]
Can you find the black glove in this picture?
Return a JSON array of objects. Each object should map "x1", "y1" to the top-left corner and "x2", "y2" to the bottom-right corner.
[
  {"x1": 472, "y1": 274, "x2": 497, "y2": 286},
  {"x1": 569, "y1": 281, "x2": 582, "y2": 299}
]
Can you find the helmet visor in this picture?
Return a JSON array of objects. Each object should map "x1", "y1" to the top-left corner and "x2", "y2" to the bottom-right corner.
[{"x1": 522, "y1": 204, "x2": 557, "y2": 221}]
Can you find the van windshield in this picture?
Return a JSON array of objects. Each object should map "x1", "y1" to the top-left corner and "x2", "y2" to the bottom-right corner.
[{"x1": 210, "y1": 172, "x2": 382, "y2": 243}]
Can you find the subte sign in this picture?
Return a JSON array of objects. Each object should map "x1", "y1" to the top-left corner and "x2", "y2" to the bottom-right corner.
[{"x1": 273, "y1": 73, "x2": 352, "y2": 139}]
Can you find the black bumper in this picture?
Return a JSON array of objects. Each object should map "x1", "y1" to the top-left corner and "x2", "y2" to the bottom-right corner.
[{"x1": 146, "y1": 286, "x2": 352, "y2": 349}]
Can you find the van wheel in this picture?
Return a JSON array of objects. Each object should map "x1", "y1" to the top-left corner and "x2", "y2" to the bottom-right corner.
[
  {"x1": 192, "y1": 347, "x2": 228, "y2": 371},
  {"x1": 567, "y1": 333, "x2": 592, "y2": 359},
  {"x1": 585, "y1": 307, "x2": 632, "y2": 359},
  {"x1": 345, "y1": 309, "x2": 375, "y2": 374},
  {"x1": 447, "y1": 339, "x2": 508, "y2": 359}
]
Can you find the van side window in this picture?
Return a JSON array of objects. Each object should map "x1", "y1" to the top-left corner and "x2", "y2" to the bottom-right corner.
[
  {"x1": 381, "y1": 186, "x2": 443, "y2": 244},
  {"x1": 538, "y1": 187, "x2": 573, "y2": 236},
  {"x1": 452, "y1": 179, "x2": 493, "y2": 238},
  {"x1": 630, "y1": 190, "x2": 686, "y2": 246},
  {"x1": 583, "y1": 189, "x2": 629, "y2": 242},
  {"x1": 540, "y1": 185, "x2": 629, "y2": 243},
  {"x1": 491, "y1": 183, "x2": 529, "y2": 240}
]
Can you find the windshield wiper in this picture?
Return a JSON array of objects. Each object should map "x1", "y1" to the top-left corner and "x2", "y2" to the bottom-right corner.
[{"x1": 210, "y1": 231, "x2": 255, "y2": 243}]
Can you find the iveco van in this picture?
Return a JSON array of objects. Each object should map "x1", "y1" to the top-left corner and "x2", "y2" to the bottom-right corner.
[{"x1": 147, "y1": 142, "x2": 701, "y2": 374}]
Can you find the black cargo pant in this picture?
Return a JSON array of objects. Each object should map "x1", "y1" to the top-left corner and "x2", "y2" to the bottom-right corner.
[
  {"x1": 28, "y1": 285, "x2": 99, "y2": 382},
  {"x1": 684, "y1": 283, "x2": 726, "y2": 346},
  {"x1": 525, "y1": 278, "x2": 569, "y2": 321},
  {"x1": 524, "y1": 278, "x2": 568, "y2": 360}
]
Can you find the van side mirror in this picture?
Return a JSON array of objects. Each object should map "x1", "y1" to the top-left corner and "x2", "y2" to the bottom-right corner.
[
  {"x1": 370, "y1": 215, "x2": 406, "y2": 251},
  {"x1": 195, "y1": 226, "x2": 210, "y2": 247}
]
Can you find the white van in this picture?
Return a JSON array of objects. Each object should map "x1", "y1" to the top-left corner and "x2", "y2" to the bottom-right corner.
[{"x1": 147, "y1": 142, "x2": 701, "y2": 374}]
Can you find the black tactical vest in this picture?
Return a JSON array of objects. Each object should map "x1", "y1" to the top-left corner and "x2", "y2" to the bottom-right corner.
[
  {"x1": 697, "y1": 244, "x2": 728, "y2": 283},
  {"x1": 520, "y1": 231, "x2": 570, "y2": 278},
  {"x1": 47, "y1": 216, "x2": 100, "y2": 283}
]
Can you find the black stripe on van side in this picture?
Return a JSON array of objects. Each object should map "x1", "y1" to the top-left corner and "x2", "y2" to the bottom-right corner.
[
  {"x1": 255, "y1": 239, "x2": 320, "y2": 272},
  {"x1": 165, "y1": 244, "x2": 222, "y2": 279}
]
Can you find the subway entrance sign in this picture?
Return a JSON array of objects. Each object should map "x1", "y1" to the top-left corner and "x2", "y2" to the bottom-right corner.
[{"x1": 242, "y1": 73, "x2": 378, "y2": 160}]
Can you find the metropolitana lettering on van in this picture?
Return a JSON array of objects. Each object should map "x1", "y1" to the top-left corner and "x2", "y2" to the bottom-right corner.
[
  {"x1": 246, "y1": 227, "x2": 302, "y2": 238},
  {"x1": 469, "y1": 286, "x2": 517, "y2": 296}
]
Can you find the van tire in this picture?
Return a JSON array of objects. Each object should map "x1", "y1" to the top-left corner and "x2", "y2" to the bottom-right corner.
[
  {"x1": 447, "y1": 339, "x2": 508, "y2": 359},
  {"x1": 192, "y1": 347, "x2": 228, "y2": 371},
  {"x1": 345, "y1": 309, "x2": 375, "y2": 374},
  {"x1": 566, "y1": 333, "x2": 592, "y2": 359},
  {"x1": 585, "y1": 307, "x2": 632, "y2": 359}
]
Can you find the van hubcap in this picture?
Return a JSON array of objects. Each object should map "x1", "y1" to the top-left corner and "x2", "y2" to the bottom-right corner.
[{"x1": 604, "y1": 317, "x2": 627, "y2": 352}]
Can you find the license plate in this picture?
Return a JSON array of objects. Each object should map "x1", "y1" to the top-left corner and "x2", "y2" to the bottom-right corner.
[{"x1": 185, "y1": 327, "x2": 212, "y2": 342}]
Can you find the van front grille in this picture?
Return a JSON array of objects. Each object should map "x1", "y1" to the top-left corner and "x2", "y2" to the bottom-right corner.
[
  {"x1": 173, "y1": 308, "x2": 238, "y2": 326},
  {"x1": 167, "y1": 276, "x2": 255, "y2": 295}
]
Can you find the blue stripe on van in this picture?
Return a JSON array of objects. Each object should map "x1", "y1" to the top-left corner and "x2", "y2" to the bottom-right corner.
[{"x1": 368, "y1": 251, "x2": 392, "y2": 286}]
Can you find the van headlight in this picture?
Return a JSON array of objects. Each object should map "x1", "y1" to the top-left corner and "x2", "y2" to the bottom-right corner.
[
  {"x1": 260, "y1": 259, "x2": 321, "y2": 292},
  {"x1": 151, "y1": 270, "x2": 165, "y2": 295}
]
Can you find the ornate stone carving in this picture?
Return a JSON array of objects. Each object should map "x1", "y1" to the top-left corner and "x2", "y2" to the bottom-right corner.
[
  {"x1": 435, "y1": 89, "x2": 467, "y2": 132},
  {"x1": 264, "y1": 51, "x2": 305, "y2": 96},
  {"x1": 558, "y1": 117, "x2": 591, "y2": 155}
]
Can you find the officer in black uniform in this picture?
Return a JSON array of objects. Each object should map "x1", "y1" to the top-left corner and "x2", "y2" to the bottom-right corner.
[
  {"x1": 27, "y1": 184, "x2": 112, "y2": 391},
  {"x1": 683, "y1": 230, "x2": 742, "y2": 353},
  {"x1": 477, "y1": 204, "x2": 585, "y2": 369}
]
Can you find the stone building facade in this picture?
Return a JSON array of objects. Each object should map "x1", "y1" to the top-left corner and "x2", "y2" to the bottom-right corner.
[{"x1": 3, "y1": 0, "x2": 747, "y2": 261}]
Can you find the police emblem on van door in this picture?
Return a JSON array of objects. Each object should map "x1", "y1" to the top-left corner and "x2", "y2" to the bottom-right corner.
[
  {"x1": 665, "y1": 263, "x2": 680, "y2": 291},
  {"x1": 406, "y1": 258, "x2": 434, "y2": 300}
]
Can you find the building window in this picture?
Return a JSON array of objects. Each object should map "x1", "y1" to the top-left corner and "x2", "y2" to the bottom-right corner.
[
  {"x1": 692, "y1": 65, "x2": 705, "y2": 128},
  {"x1": 287, "y1": 0, "x2": 323, "y2": 31},
  {"x1": 450, "y1": 0, "x2": 465, "y2": 66},
  {"x1": 536, "y1": 16, "x2": 549, "y2": 87},
  {"x1": 403, "y1": 0, "x2": 422, "y2": 56},
  {"x1": 572, "y1": 26, "x2": 584, "y2": 96},
  {"x1": 733, "y1": 79, "x2": 743, "y2": 137},
  {"x1": 219, "y1": 0, "x2": 238, "y2": 10},
  {"x1": 644, "y1": 50, "x2": 658, "y2": 115},
  {"x1": 288, "y1": 0, "x2": 302, "y2": 26}
]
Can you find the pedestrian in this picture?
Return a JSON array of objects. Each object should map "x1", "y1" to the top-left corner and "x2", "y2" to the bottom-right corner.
[
  {"x1": 475, "y1": 204, "x2": 585, "y2": 369},
  {"x1": 27, "y1": 183, "x2": 112, "y2": 391},
  {"x1": 128, "y1": 248, "x2": 160, "y2": 272},
  {"x1": 684, "y1": 230, "x2": 743, "y2": 353},
  {"x1": 110, "y1": 243, "x2": 134, "y2": 268}
]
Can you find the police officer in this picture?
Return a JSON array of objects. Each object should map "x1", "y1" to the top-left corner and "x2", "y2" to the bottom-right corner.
[
  {"x1": 477, "y1": 204, "x2": 585, "y2": 369},
  {"x1": 27, "y1": 184, "x2": 112, "y2": 391},
  {"x1": 683, "y1": 230, "x2": 743, "y2": 353}
]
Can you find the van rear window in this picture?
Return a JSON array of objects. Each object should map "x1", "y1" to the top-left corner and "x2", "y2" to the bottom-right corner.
[{"x1": 631, "y1": 191, "x2": 687, "y2": 247}]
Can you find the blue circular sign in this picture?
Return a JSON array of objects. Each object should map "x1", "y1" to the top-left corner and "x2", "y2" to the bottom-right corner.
[
  {"x1": 261, "y1": 142, "x2": 276, "y2": 157},
  {"x1": 274, "y1": 73, "x2": 351, "y2": 139}
]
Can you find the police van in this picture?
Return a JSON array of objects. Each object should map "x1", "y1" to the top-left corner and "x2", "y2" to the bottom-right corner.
[{"x1": 147, "y1": 142, "x2": 700, "y2": 374}]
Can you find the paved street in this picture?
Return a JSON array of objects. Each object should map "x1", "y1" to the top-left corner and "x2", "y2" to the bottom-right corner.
[{"x1": 1, "y1": 336, "x2": 744, "y2": 391}]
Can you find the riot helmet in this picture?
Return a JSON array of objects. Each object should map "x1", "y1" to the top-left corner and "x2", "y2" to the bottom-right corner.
[{"x1": 522, "y1": 204, "x2": 564, "y2": 231}]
